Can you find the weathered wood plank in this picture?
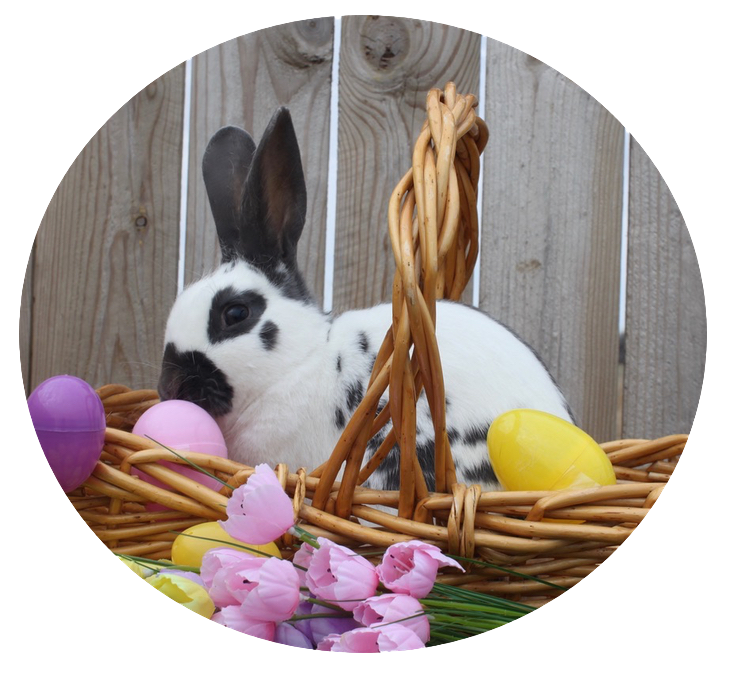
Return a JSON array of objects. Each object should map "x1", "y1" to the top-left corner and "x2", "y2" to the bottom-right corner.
[
  {"x1": 622, "y1": 139, "x2": 706, "y2": 438},
  {"x1": 332, "y1": 16, "x2": 482, "y2": 312},
  {"x1": 479, "y1": 39, "x2": 625, "y2": 443},
  {"x1": 29, "y1": 66, "x2": 185, "y2": 391},
  {"x1": 185, "y1": 18, "x2": 334, "y2": 303},
  {"x1": 20, "y1": 246, "x2": 34, "y2": 394},
  {"x1": 21, "y1": 20, "x2": 703, "y2": 449}
]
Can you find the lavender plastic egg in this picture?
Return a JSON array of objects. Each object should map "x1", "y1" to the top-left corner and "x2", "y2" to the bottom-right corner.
[
  {"x1": 28, "y1": 375, "x2": 106, "y2": 492},
  {"x1": 131, "y1": 400, "x2": 228, "y2": 494}
]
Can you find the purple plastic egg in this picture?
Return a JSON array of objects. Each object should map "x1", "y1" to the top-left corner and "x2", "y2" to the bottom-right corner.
[
  {"x1": 28, "y1": 375, "x2": 106, "y2": 493},
  {"x1": 131, "y1": 399, "x2": 228, "y2": 496}
]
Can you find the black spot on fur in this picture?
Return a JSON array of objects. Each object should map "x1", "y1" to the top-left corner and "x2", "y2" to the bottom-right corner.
[
  {"x1": 346, "y1": 381, "x2": 364, "y2": 411},
  {"x1": 258, "y1": 263, "x2": 313, "y2": 303},
  {"x1": 259, "y1": 320, "x2": 279, "y2": 350},
  {"x1": 158, "y1": 344, "x2": 234, "y2": 417},
  {"x1": 336, "y1": 355, "x2": 342, "y2": 373},
  {"x1": 463, "y1": 425, "x2": 490, "y2": 447},
  {"x1": 375, "y1": 444, "x2": 400, "y2": 490},
  {"x1": 358, "y1": 332, "x2": 370, "y2": 353},
  {"x1": 207, "y1": 286, "x2": 267, "y2": 344},
  {"x1": 416, "y1": 439, "x2": 437, "y2": 491},
  {"x1": 334, "y1": 407, "x2": 346, "y2": 429},
  {"x1": 462, "y1": 460, "x2": 499, "y2": 487},
  {"x1": 368, "y1": 426, "x2": 387, "y2": 450},
  {"x1": 447, "y1": 428, "x2": 461, "y2": 444},
  {"x1": 371, "y1": 438, "x2": 437, "y2": 492}
]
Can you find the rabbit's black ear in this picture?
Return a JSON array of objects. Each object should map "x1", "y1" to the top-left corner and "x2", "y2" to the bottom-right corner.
[
  {"x1": 239, "y1": 107, "x2": 307, "y2": 269},
  {"x1": 202, "y1": 126, "x2": 257, "y2": 263}
]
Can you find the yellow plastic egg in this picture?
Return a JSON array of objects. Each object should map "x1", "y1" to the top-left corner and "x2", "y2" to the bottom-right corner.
[
  {"x1": 171, "y1": 521, "x2": 281, "y2": 567},
  {"x1": 487, "y1": 409, "x2": 616, "y2": 492}
]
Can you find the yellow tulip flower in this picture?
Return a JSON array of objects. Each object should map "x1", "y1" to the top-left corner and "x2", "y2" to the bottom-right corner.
[{"x1": 147, "y1": 573, "x2": 215, "y2": 619}]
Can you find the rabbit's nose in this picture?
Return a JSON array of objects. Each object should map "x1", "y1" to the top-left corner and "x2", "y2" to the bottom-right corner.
[{"x1": 158, "y1": 342, "x2": 234, "y2": 417}]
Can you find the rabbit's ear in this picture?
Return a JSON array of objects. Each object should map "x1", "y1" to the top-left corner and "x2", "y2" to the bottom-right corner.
[
  {"x1": 239, "y1": 107, "x2": 307, "y2": 269},
  {"x1": 202, "y1": 126, "x2": 257, "y2": 263}
]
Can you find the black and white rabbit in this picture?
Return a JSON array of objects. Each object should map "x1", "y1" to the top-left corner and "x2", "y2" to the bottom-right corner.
[{"x1": 158, "y1": 107, "x2": 574, "y2": 492}]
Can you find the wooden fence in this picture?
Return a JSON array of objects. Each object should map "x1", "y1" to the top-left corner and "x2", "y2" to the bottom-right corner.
[{"x1": 19, "y1": 16, "x2": 706, "y2": 444}]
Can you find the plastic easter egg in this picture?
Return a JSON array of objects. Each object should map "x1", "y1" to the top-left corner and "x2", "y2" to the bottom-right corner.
[
  {"x1": 28, "y1": 375, "x2": 106, "y2": 492},
  {"x1": 171, "y1": 521, "x2": 281, "y2": 567},
  {"x1": 131, "y1": 400, "x2": 228, "y2": 494},
  {"x1": 487, "y1": 409, "x2": 616, "y2": 492}
]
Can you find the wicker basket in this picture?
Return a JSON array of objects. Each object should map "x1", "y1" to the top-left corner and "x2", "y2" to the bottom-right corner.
[{"x1": 68, "y1": 84, "x2": 686, "y2": 608}]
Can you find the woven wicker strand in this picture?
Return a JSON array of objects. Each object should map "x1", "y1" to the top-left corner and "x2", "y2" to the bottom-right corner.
[
  {"x1": 311, "y1": 83, "x2": 489, "y2": 521},
  {"x1": 72, "y1": 384, "x2": 684, "y2": 605},
  {"x1": 66, "y1": 83, "x2": 687, "y2": 606}
]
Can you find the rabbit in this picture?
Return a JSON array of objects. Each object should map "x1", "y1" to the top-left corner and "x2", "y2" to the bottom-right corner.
[{"x1": 158, "y1": 107, "x2": 574, "y2": 492}]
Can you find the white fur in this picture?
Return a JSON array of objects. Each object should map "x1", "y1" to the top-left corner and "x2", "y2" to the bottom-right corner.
[
  {"x1": 163, "y1": 258, "x2": 572, "y2": 490},
  {"x1": 163, "y1": 111, "x2": 572, "y2": 491}
]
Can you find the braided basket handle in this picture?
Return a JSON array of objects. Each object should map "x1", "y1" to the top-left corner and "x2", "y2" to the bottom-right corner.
[{"x1": 312, "y1": 83, "x2": 489, "y2": 519}]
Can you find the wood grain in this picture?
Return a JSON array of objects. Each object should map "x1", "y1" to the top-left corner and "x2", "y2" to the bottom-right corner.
[
  {"x1": 622, "y1": 139, "x2": 706, "y2": 438},
  {"x1": 19, "y1": 254, "x2": 35, "y2": 397},
  {"x1": 184, "y1": 18, "x2": 334, "y2": 303},
  {"x1": 28, "y1": 66, "x2": 185, "y2": 391},
  {"x1": 332, "y1": 16, "x2": 482, "y2": 312},
  {"x1": 479, "y1": 39, "x2": 625, "y2": 442},
  {"x1": 18, "y1": 20, "x2": 705, "y2": 448}
]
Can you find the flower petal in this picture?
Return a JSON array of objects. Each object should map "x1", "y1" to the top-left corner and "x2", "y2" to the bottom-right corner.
[
  {"x1": 326, "y1": 626, "x2": 426, "y2": 652},
  {"x1": 353, "y1": 594, "x2": 429, "y2": 643},
  {"x1": 274, "y1": 622, "x2": 315, "y2": 650},
  {"x1": 306, "y1": 539, "x2": 378, "y2": 611},
  {"x1": 212, "y1": 606, "x2": 276, "y2": 641},
  {"x1": 377, "y1": 541, "x2": 463, "y2": 598},
  {"x1": 147, "y1": 574, "x2": 215, "y2": 618},
  {"x1": 241, "y1": 558, "x2": 301, "y2": 622},
  {"x1": 222, "y1": 464, "x2": 294, "y2": 544}
]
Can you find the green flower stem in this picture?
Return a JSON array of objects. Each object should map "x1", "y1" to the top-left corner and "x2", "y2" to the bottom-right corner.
[
  {"x1": 118, "y1": 554, "x2": 201, "y2": 574},
  {"x1": 167, "y1": 531, "x2": 282, "y2": 559},
  {"x1": 420, "y1": 598, "x2": 528, "y2": 619},
  {"x1": 447, "y1": 554, "x2": 569, "y2": 591},
  {"x1": 143, "y1": 435, "x2": 234, "y2": 491},
  {"x1": 291, "y1": 526, "x2": 319, "y2": 548},
  {"x1": 288, "y1": 612, "x2": 351, "y2": 622},
  {"x1": 429, "y1": 582, "x2": 536, "y2": 612},
  {"x1": 303, "y1": 596, "x2": 350, "y2": 612}
]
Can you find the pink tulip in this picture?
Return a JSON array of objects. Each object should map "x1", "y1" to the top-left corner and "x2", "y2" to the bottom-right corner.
[
  {"x1": 305, "y1": 538, "x2": 379, "y2": 611},
  {"x1": 221, "y1": 463, "x2": 294, "y2": 544},
  {"x1": 292, "y1": 542, "x2": 315, "y2": 587},
  {"x1": 376, "y1": 541, "x2": 464, "y2": 598},
  {"x1": 200, "y1": 547, "x2": 257, "y2": 586},
  {"x1": 202, "y1": 551, "x2": 301, "y2": 622},
  {"x1": 318, "y1": 625, "x2": 426, "y2": 652},
  {"x1": 238, "y1": 557, "x2": 301, "y2": 622},
  {"x1": 353, "y1": 594, "x2": 430, "y2": 643},
  {"x1": 212, "y1": 605, "x2": 276, "y2": 641},
  {"x1": 200, "y1": 548, "x2": 259, "y2": 608}
]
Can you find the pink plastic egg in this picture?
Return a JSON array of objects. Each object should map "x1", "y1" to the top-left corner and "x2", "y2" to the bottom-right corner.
[
  {"x1": 28, "y1": 375, "x2": 106, "y2": 492},
  {"x1": 131, "y1": 400, "x2": 228, "y2": 495}
]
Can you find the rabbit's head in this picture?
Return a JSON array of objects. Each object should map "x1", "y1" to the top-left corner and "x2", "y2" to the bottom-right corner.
[{"x1": 158, "y1": 108, "x2": 328, "y2": 419}]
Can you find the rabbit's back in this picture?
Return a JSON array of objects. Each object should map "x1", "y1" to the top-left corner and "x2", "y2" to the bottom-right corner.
[{"x1": 330, "y1": 300, "x2": 572, "y2": 491}]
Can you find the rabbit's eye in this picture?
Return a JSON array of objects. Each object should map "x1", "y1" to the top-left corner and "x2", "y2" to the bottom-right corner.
[{"x1": 223, "y1": 303, "x2": 250, "y2": 326}]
